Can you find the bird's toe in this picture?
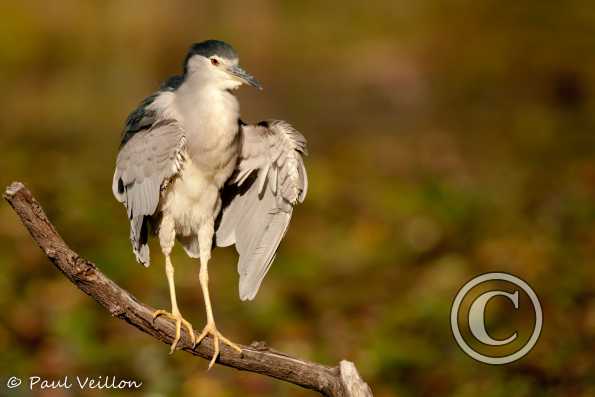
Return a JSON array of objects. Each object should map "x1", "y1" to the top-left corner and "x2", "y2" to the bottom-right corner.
[{"x1": 151, "y1": 309, "x2": 196, "y2": 353}]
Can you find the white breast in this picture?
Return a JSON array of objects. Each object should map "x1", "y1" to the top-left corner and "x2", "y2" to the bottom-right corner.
[
  {"x1": 161, "y1": 158, "x2": 221, "y2": 236},
  {"x1": 160, "y1": 83, "x2": 241, "y2": 237}
]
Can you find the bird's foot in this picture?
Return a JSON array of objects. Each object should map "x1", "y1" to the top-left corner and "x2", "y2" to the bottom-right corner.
[
  {"x1": 196, "y1": 321, "x2": 242, "y2": 369},
  {"x1": 153, "y1": 309, "x2": 196, "y2": 354}
]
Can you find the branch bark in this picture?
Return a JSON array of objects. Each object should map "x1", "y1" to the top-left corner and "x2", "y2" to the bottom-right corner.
[{"x1": 3, "y1": 182, "x2": 372, "y2": 397}]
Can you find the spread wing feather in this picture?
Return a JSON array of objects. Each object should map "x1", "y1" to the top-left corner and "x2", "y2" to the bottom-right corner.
[
  {"x1": 113, "y1": 118, "x2": 186, "y2": 266},
  {"x1": 216, "y1": 120, "x2": 308, "y2": 300}
]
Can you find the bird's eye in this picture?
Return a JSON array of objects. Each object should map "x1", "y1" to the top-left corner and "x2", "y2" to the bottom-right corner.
[{"x1": 210, "y1": 58, "x2": 219, "y2": 66}]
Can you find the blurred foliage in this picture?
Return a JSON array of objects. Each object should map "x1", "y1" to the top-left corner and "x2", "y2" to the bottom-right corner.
[{"x1": 1, "y1": 1, "x2": 595, "y2": 396}]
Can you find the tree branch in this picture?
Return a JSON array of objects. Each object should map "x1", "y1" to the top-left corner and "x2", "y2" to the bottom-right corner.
[{"x1": 3, "y1": 182, "x2": 372, "y2": 397}]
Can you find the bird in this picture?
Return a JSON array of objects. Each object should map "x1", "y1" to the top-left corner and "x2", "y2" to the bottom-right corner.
[{"x1": 112, "y1": 40, "x2": 308, "y2": 368}]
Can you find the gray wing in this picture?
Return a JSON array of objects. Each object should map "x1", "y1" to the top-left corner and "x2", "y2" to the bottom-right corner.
[
  {"x1": 216, "y1": 120, "x2": 308, "y2": 300},
  {"x1": 112, "y1": 118, "x2": 186, "y2": 266}
]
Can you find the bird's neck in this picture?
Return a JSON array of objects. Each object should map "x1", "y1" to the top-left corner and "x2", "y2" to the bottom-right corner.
[
  {"x1": 176, "y1": 76, "x2": 238, "y2": 116},
  {"x1": 173, "y1": 77, "x2": 240, "y2": 151}
]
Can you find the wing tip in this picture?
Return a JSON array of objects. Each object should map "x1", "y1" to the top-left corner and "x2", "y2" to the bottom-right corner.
[
  {"x1": 134, "y1": 245, "x2": 151, "y2": 267},
  {"x1": 239, "y1": 292, "x2": 256, "y2": 301},
  {"x1": 238, "y1": 278, "x2": 261, "y2": 301}
]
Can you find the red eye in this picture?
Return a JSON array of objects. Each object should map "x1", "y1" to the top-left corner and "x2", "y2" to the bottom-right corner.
[{"x1": 210, "y1": 58, "x2": 219, "y2": 66}]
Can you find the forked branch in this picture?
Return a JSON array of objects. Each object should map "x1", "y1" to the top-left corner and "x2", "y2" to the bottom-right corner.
[{"x1": 3, "y1": 182, "x2": 372, "y2": 397}]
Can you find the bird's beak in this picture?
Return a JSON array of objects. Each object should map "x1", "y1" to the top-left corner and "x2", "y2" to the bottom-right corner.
[{"x1": 227, "y1": 64, "x2": 262, "y2": 90}]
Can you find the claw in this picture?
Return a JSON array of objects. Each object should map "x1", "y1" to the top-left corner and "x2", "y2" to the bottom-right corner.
[
  {"x1": 196, "y1": 322, "x2": 242, "y2": 369},
  {"x1": 152, "y1": 309, "x2": 196, "y2": 353}
]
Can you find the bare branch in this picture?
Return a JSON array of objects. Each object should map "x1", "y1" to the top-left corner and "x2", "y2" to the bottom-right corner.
[{"x1": 3, "y1": 182, "x2": 372, "y2": 397}]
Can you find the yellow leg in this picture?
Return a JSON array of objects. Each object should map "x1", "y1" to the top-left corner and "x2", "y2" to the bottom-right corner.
[
  {"x1": 153, "y1": 255, "x2": 196, "y2": 353},
  {"x1": 195, "y1": 250, "x2": 242, "y2": 369}
]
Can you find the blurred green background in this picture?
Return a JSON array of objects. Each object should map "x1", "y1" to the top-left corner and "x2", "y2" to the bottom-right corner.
[{"x1": 1, "y1": 1, "x2": 594, "y2": 396}]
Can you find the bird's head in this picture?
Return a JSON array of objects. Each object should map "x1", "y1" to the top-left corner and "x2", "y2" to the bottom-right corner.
[{"x1": 183, "y1": 40, "x2": 261, "y2": 91}]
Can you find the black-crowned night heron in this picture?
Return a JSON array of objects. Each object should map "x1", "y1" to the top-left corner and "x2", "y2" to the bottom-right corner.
[{"x1": 112, "y1": 40, "x2": 308, "y2": 368}]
